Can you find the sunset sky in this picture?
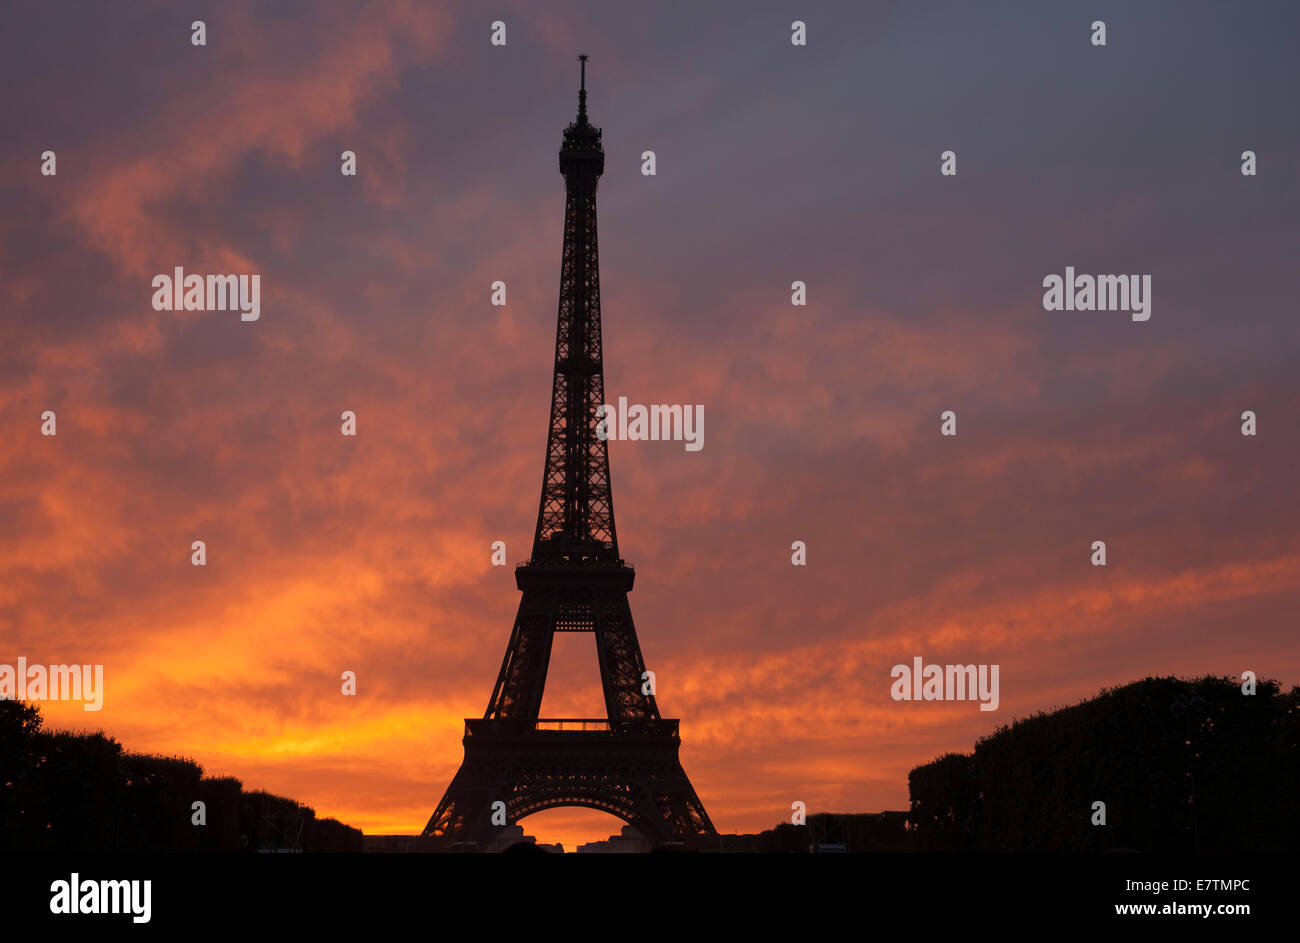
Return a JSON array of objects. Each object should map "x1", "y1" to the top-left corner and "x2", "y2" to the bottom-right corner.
[{"x1": 3, "y1": 1, "x2": 1298, "y2": 850}]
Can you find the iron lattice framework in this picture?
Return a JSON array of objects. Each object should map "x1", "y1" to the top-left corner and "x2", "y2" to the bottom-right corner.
[{"x1": 423, "y1": 58, "x2": 716, "y2": 851}]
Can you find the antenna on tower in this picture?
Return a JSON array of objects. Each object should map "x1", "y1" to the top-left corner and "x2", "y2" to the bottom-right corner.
[{"x1": 577, "y1": 54, "x2": 589, "y2": 122}]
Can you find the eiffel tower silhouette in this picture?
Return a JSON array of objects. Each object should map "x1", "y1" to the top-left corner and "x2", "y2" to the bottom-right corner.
[{"x1": 422, "y1": 57, "x2": 717, "y2": 852}]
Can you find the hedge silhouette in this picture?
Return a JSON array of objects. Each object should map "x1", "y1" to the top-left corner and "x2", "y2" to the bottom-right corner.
[{"x1": 908, "y1": 675, "x2": 1299, "y2": 852}]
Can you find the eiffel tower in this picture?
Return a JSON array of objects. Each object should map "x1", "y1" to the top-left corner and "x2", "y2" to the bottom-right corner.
[{"x1": 422, "y1": 57, "x2": 717, "y2": 852}]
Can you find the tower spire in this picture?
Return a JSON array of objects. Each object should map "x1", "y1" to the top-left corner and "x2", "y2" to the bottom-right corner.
[{"x1": 577, "y1": 53, "x2": 589, "y2": 123}]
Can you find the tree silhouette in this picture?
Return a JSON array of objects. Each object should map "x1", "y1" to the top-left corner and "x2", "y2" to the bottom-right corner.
[{"x1": 0, "y1": 700, "x2": 361, "y2": 852}]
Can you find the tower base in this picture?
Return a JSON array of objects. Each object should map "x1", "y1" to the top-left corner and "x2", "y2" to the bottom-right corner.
[{"x1": 423, "y1": 719, "x2": 717, "y2": 851}]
